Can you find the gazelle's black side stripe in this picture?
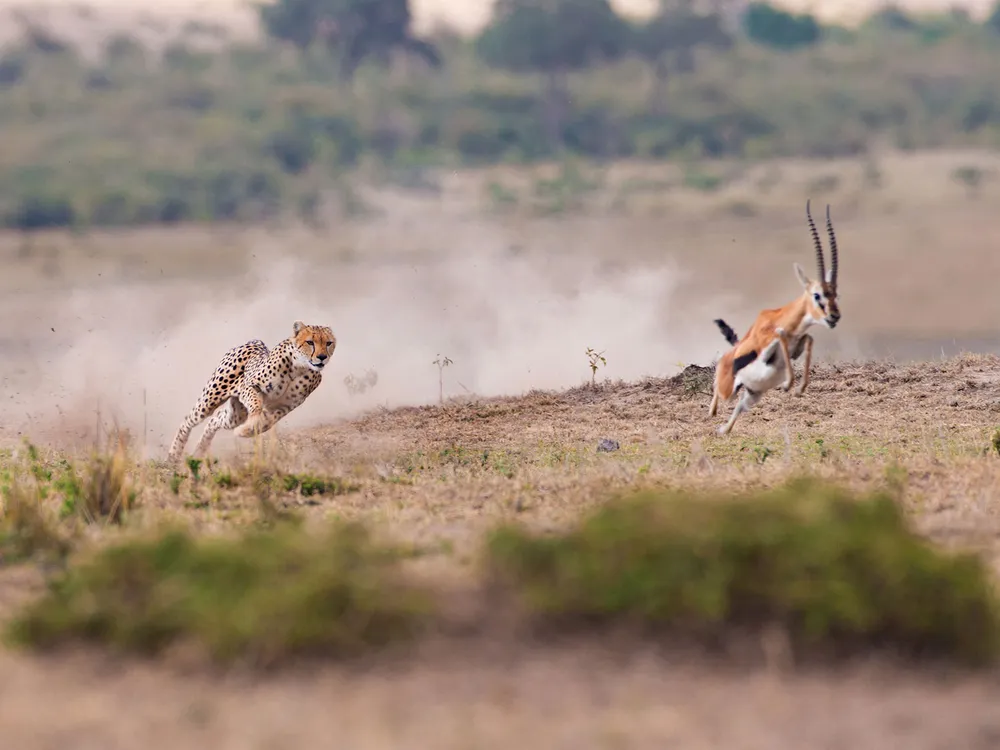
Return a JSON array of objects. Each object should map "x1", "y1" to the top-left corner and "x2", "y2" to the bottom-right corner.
[{"x1": 733, "y1": 350, "x2": 758, "y2": 375}]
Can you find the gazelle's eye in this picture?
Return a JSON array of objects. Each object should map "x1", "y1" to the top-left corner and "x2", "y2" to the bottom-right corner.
[{"x1": 813, "y1": 293, "x2": 821, "y2": 302}]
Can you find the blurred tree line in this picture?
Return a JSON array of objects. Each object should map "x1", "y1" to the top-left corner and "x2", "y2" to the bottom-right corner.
[{"x1": 3, "y1": 0, "x2": 1000, "y2": 230}]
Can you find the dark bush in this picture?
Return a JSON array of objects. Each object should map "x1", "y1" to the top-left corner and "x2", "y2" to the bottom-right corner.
[
  {"x1": 5, "y1": 194, "x2": 76, "y2": 230},
  {"x1": 486, "y1": 477, "x2": 1000, "y2": 665},
  {"x1": 0, "y1": 54, "x2": 26, "y2": 87},
  {"x1": 744, "y1": 2, "x2": 822, "y2": 50},
  {"x1": 7, "y1": 521, "x2": 432, "y2": 665},
  {"x1": 265, "y1": 127, "x2": 317, "y2": 174}
]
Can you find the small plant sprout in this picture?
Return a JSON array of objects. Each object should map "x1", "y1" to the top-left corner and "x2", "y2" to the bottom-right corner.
[
  {"x1": 433, "y1": 354, "x2": 453, "y2": 405},
  {"x1": 585, "y1": 347, "x2": 607, "y2": 387}
]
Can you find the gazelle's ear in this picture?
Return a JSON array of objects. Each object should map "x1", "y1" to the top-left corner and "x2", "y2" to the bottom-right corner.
[
  {"x1": 794, "y1": 262, "x2": 811, "y2": 289},
  {"x1": 825, "y1": 268, "x2": 833, "y2": 285}
]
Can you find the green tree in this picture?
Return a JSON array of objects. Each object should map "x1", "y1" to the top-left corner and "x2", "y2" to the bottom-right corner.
[
  {"x1": 864, "y1": 4, "x2": 918, "y2": 32},
  {"x1": 742, "y1": 2, "x2": 821, "y2": 50},
  {"x1": 257, "y1": 0, "x2": 441, "y2": 78},
  {"x1": 989, "y1": 1, "x2": 1000, "y2": 34},
  {"x1": 476, "y1": 0, "x2": 630, "y2": 149},
  {"x1": 631, "y1": 0, "x2": 733, "y2": 115}
]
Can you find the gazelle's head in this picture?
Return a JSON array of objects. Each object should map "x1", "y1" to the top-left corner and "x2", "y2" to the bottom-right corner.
[{"x1": 794, "y1": 200, "x2": 841, "y2": 330}]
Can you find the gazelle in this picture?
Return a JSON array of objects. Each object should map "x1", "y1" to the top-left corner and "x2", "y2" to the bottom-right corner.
[{"x1": 708, "y1": 200, "x2": 841, "y2": 436}]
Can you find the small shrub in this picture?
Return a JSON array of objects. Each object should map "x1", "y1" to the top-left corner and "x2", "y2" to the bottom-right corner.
[
  {"x1": 485, "y1": 478, "x2": 1000, "y2": 664},
  {"x1": 76, "y1": 448, "x2": 137, "y2": 525},
  {"x1": 953, "y1": 165, "x2": 985, "y2": 197},
  {"x1": 682, "y1": 167, "x2": 724, "y2": 192},
  {"x1": 7, "y1": 521, "x2": 431, "y2": 666},
  {"x1": 282, "y1": 473, "x2": 360, "y2": 497},
  {"x1": 214, "y1": 471, "x2": 236, "y2": 489},
  {"x1": 0, "y1": 477, "x2": 70, "y2": 565}
]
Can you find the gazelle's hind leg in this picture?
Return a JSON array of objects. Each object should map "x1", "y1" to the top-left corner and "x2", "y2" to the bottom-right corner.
[
  {"x1": 709, "y1": 389, "x2": 720, "y2": 416},
  {"x1": 718, "y1": 387, "x2": 764, "y2": 436},
  {"x1": 794, "y1": 334, "x2": 815, "y2": 396},
  {"x1": 193, "y1": 397, "x2": 249, "y2": 457},
  {"x1": 718, "y1": 337, "x2": 782, "y2": 436}
]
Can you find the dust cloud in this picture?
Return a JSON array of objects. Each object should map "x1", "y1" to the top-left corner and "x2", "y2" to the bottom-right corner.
[{"x1": 3, "y1": 243, "x2": 745, "y2": 458}]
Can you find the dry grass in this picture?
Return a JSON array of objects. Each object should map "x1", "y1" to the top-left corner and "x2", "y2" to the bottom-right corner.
[{"x1": 6, "y1": 352, "x2": 1000, "y2": 590}]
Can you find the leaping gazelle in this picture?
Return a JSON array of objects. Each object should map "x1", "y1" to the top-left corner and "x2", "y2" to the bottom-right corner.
[{"x1": 709, "y1": 199, "x2": 841, "y2": 436}]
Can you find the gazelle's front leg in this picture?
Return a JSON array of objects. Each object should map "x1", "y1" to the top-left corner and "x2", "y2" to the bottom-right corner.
[
  {"x1": 774, "y1": 327, "x2": 794, "y2": 392},
  {"x1": 795, "y1": 334, "x2": 814, "y2": 396}
]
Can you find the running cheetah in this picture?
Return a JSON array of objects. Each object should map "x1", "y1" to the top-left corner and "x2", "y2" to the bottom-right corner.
[{"x1": 167, "y1": 321, "x2": 337, "y2": 464}]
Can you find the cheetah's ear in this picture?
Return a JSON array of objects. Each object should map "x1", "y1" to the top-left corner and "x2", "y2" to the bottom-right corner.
[{"x1": 293, "y1": 320, "x2": 306, "y2": 335}]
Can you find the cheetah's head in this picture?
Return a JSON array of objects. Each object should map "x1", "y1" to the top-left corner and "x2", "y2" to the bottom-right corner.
[{"x1": 292, "y1": 321, "x2": 336, "y2": 372}]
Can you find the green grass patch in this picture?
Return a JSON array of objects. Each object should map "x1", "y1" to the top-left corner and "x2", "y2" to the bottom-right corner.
[
  {"x1": 281, "y1": 472, "x2": 360, "y2": 497},
  {"x1": 7, "y1": 520, "x2": 432, "y2": 666},
  {"x1": 485, "y1": 477, "x2": 1000, "y2": 665}
]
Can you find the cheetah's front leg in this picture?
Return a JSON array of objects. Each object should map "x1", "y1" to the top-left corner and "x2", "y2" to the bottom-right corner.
[
  {"x1": 234, "y1": 405, "x2": 292, "y2": 438},
  {"x1": 231, "y1": 383, "x2": 268, "y2": 438},
  {"x1": 233, "y1": 376, "x2": 321, "y2": 439}
]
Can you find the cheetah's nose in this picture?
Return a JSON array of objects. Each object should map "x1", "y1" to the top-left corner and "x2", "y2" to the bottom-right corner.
[{"x1": 317, "y1": 353, "x2": 328, "y2": 361}]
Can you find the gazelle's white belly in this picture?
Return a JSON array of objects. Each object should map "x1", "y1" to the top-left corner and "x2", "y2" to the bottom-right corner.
[{"x1": 734, "y1": 348, "x2": 787, "y2": 393}]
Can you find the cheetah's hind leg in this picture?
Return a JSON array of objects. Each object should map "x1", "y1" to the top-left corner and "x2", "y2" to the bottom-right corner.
[
  {"x1": 167, "y1": 393, "x2": 229, "y2": 465},
  {"x1": 193, "y1": 397, "x2": 249, "y2": 458},
  {"x1": 167, "y1": 361, "x2": 248, "y2": 465}
]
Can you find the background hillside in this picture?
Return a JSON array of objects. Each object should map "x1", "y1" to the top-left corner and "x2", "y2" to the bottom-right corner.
[{"x1": 3, "y1": 0, "x2": 999, "y2": 34}]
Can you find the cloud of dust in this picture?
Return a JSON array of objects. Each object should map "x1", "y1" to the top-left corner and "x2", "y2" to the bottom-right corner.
[{"x1": 6, "y1": 243, "x2": 743, "y2": 458}]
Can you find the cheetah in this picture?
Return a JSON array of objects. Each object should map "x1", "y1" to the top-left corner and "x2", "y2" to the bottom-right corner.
[{"x1": 166, "y1": 321, "x2": 337, "y2": 465}]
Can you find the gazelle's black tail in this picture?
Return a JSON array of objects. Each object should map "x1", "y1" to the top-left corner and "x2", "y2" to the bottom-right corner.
[{"x1": 713, "y1": 318, "x2": 739, "y2": 346}]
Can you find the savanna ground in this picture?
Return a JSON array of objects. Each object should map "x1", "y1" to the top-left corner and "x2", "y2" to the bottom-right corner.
[{"x1": 3, "y1": 154, "x2": 1000, "y2": 748}]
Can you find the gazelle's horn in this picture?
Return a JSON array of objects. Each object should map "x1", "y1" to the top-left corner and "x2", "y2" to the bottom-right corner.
[
  {"x1": 826, "y1": 204, "x2": 838, "y2": 288},
  {"x1": 806, "y1": 199, "x2": 826, "y2": 282}
]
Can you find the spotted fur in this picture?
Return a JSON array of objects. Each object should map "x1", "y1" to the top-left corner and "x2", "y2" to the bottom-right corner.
[{"x1": 167, "y1": 321, "x2": 337, "y2": 464}]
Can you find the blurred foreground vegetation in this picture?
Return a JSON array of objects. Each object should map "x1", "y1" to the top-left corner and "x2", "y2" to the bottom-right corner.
[
  {"x1": 4, "y1": 0, "x2": 1000, "y2": 229},
  {"x1": 4, "y1": 448, "x2": 1000, "y2": 668}
]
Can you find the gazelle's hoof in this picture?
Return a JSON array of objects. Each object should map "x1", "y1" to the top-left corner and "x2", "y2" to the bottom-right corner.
[{"x1": 717, "y1": 425, "x2": 730, "y2": 436}]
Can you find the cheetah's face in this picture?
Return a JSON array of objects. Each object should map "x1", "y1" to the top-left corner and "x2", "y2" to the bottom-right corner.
[{"x1": 292, "y1": 321, "x2": 336, "y2": 372}]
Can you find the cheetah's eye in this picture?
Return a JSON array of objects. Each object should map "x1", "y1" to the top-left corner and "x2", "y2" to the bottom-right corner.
[
  {"x1": 326, "y1": 341, "x2": 334, "y2": 347},
  {"x1": 305, "y1": 340, "x2": 314, "y2": 346}
]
